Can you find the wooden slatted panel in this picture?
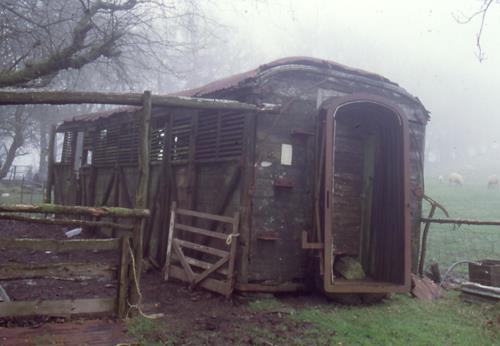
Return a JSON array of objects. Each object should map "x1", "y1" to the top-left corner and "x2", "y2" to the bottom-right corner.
[
  {"x1": 150, "y1": 118, "x2": 167, "y2": 162},
  {"x1": 93, "y1": 118, "x2": 139, "y2": 167},
  {"x1": 61, "y1": 131, "x2": 74, "y2": 164},
  {"x1": 196, "y1": 112, "x2": 218, "y2": 160},
  {"x1": 82, "y1": 128, "x2": 96, "y2": 165},
  {"x1": 171, "y1": 114, "x2": 192, "y2": 161},
  {"x1": 195, "y1": 111, "x2": 245, "y2": 160},
  {"x1": 118, "y1": 119, "x2": 139, "y2": 166}
]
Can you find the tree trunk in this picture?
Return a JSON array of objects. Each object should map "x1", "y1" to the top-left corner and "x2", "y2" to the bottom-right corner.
[{"x1": 0, "y1": 106, "x2": 25, "y2": 179}]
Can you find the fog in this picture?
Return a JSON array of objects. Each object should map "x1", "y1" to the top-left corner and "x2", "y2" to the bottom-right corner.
[
  {"x1": 12, "y1": 0, "x2": 500, "y2": 183},
  {"x1": 201, "y1": 0, "x2": 500, "y2": 183}
]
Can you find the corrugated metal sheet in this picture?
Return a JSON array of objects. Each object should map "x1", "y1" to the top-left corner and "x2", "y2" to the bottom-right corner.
[
  {"x1": 176, "y1": 56, "x2": 393, "y2": 97},
  {"x1": 63, "y1": 106, "x2": 140, "y2": 124},
  {"x1": 60, "y1": 56, "x2": 397, "y2": 125}
]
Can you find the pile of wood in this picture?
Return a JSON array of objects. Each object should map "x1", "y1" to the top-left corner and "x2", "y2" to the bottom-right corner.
[
  {"x1": 461, "y1": 282, "x2": 500, "y2": 304},
  {"x1": 411, "y1": 274, "x2": 441, "y2": 300}
]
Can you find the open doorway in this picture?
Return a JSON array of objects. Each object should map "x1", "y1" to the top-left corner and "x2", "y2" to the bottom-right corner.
[{"x1": 321, "y1": 94, "x2": 411, "y2": 293}]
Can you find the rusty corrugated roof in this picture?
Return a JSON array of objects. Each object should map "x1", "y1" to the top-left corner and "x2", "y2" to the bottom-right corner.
[
  {"x1": 61, "y1": 56, "x2": 397, "y2": 125},
  {"x1": 176, "y1": 56, "x2": 392, "y2": 97},
  {"x1": 62, "y1": 105, "x2": 140, "y2": 124}
]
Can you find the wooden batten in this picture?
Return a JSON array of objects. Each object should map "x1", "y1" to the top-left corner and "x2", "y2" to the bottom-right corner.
[
  {"x1": 0, "y1": 262, "x2": 116, "y2": 280},
  {"x1": 0, "y1": 298, "x2": 116, "y2": 318},
  {"x1": 0, "y1": 237, "x2": 119, "y2": 253},
  {"x1": 0, "y1": 213, "x2": 134, "y2": 230},
  {"x1": 0, "y1": 90, "x2": 280, "y2": 112},
  {"x1": 0, "y1": 203, "x2": 150, "y2": 218}
]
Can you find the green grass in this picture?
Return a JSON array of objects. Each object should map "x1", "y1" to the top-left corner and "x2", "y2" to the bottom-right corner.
[
  {"x1": 126, "y1": 316, "x2": 178, "y2": 346},
  {"x1": 0, "y1": 181, "x2": 44, "y2": 204},
  {"x1": 251, "y1": 294, "x2": 500, "y2": 346},
  {"x1": 423, "y1": 181, "x2": 500, "y2": 271}
]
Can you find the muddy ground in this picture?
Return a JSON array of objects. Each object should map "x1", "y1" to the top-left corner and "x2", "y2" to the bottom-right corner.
[
  {"x1": 0, "y1": 220, "x2": 325, "y2": 344},
  {"x1": 136, "y1": 272, "x2": 326, "y2": 345},
  {"x1": 0, "y1": 220, "x2": 118, "y2": 304}
]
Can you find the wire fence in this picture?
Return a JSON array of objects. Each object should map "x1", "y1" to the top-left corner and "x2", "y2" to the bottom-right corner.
[
  {"x1": 422, "y1": 182, "x2": 500, "y2": 277},
  {"x1": 0, "y1": 179, "x2": 44, "y2": 205},
  {"x1": 424, "y1": 224, "x2": 500, "y2": 275}
]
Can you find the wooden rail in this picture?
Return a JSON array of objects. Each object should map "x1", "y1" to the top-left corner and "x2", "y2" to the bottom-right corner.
[
  {"x1": 0, "y1": 90, "x2": 280, "y2": 113},
  {"x1": 421, "y1": 217, "x2": 500, "y2": 227},
  {"x1": 0, "y1": 203, "x2": 148, "y2": 319},
  {"x1": 0, "y1": 203, "x2": 150, "y2": 218},
  {"x1": 0, "y1": 213, "x2": 134, "y2": 230}
]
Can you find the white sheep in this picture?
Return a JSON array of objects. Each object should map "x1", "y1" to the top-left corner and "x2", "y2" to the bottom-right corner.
[
  {"x1": 448, "y1": 172, "x2": 464, "y2": 186},
  {"x1": 487, "y1": 175, "x2": 499, "y2": 189}
]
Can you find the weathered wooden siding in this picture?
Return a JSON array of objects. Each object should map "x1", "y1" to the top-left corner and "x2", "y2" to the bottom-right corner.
[
  {"x1": 53, "y1": 61, "x2": 428, "y2": 289},
  {"x1": 242, "y1": 68, "x2": 427, "y2": 282}
]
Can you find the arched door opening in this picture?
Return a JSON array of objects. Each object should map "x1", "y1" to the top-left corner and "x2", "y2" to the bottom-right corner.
[{"x1": 320, "y1": 95, "x2": 411, "y2": 293}]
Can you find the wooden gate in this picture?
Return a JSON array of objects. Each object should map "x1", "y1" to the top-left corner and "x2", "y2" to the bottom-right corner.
[{"x1": 163, "y1": 202, "x2": 240, "y2": 297}]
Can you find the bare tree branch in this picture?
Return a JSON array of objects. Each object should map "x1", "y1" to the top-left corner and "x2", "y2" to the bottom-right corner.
[{"x1": 454, "y1": 0, "x2": 496, "y2": 62}]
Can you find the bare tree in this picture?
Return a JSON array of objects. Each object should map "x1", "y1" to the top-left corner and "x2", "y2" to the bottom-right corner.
[
  {"x1": 0, "y1": 0, "x2": 210, "y2": 88},
  {"x1": 0, "y1": 0, "x2": 215, "y2": 177},
  {"x1": 454, "y1": 0, "x2": 499, "y2": 61},
  {"x1": 0, "y1": 105, "x2": 38, "y2": 179}
]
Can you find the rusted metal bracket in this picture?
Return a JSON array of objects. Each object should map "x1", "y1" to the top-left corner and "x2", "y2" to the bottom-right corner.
[{"x1": 301, "y1": 231, "x2": 324, "y2": 250}]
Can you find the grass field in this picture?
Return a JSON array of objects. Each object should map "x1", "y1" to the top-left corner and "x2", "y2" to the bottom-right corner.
[
  {"x1": 423, "y1": 180, "x2": 500, "y2": 272},
  {"x1": 0, "y1": 180, "x2": 44, "y2": 205},
  {"x1": 249, "y1": 294, "x2": 500, "y2": 346}
]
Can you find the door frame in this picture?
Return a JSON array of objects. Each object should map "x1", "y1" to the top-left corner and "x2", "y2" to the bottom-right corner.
[{"x1": 321, "y1": 93, "x2": 411, "y2": 293}]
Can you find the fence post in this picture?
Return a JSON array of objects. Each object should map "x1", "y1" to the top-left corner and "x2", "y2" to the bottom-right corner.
[
  {"x1": 117, "y1": 236, "x2": 130, "y2": 318},
  {"x1": 129, "y1": 90, "x2": 152, "y2": 314}
]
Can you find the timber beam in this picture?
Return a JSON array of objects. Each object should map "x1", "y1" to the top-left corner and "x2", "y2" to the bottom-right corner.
[{"x1": 0, "y1": 90, "x2": 280, "y2": 113}]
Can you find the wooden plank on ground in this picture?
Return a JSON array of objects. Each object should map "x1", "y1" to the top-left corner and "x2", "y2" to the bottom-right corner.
[
  {"x1": 411, "y1": 274, "x2": 441, "y2": 300},
  {"x1": 0, "y1": 298, "x2": 116, "y2": 318},
  {"x1": 0, "y1": 262, "x2": 116, "y2": 280},
  {"x1": 0, "y1": 238, "x2": 120, "y2": 253}
]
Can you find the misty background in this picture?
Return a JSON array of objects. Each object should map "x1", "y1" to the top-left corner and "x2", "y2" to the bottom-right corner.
[{"x1": 7, "y1": 0, "x2": 500, "y2": 184}]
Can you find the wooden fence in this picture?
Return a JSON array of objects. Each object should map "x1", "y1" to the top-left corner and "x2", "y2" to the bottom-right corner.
[{"x1": 0, "y1": 203, "x2": 149, "y2": 319}]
